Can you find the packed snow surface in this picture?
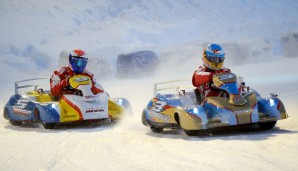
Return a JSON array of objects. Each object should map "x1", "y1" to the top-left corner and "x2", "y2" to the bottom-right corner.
[{"x1": 0, "y1": 1, "x2": 298, "y2": 171}]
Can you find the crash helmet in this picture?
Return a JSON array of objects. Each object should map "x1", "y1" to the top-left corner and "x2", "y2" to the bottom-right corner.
[
  {"x1": 202, "y1": 43, "x2": 225, "y2": 70},
  {"x1": 69, "y1": 49, "x2": 88, "y2": 73}
]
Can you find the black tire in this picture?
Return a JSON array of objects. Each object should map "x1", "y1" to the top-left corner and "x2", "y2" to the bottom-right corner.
[
  {"x1": 141, "y1": 111, "x2": 149, "y2": 126},
  {"x1": 102, "y1": 118, "x2": 113, "y2": 126},
  {"x1": 258, "y1": 121, "x2": 276, "y2": 130},
  {"x1": 150, "y1": 126, "x2": 163, "y2": 133},
  {"x1": 42, "y1": 122, "x2": 56, "y2": 129},
  {"x1": 184, "y1": 130, "x2": 199, "y2": 136},
  {"x1": 3, "y1": 108, "x2": 9, "y2": 119},
  {"x1": 10, "y1": 120, "x2": 22, "y2": 126},
  {"x1": 5, "y1": 108, "x2": 22, "y2": 126}
]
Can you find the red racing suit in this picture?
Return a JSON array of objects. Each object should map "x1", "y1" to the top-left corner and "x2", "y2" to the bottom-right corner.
[
  {"x1": 192, "y1": 66, "x2": 231, "y2": 98},
  {"x1": 50, "y1": 66, "x2": 104, "y2": 99}
]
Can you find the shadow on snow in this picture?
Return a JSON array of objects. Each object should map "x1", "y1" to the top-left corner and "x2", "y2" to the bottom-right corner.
[{"x1": 145, "y1": 125, "x2": 298, "y2": 141}]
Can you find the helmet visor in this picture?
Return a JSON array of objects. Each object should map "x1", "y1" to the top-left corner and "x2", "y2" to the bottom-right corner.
[
  {"x1": 76, "y1": 59, "x2": 84, "y2": 67},
  {"x1": 206, "y1": 56, "x2": 225, "y2": 64},
  {"x1": 70, "y1": 56, "x2": 88, "y2": 73},
  {"x1": 71, "y1": 56, "x2": 88, "y2": 66}
]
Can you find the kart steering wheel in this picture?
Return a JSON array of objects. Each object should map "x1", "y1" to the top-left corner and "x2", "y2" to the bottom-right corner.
[
  {"x1": 64, "y1": 85, "x2": 83, "y2": 96},
  {"x1": 209, "y1": 81, "x2": 229, "y2": 97},
  {"x1": 65, "y1": 85, "x2": 74, "y2": 91},
  {"x1": 209, "y1": 81, "x2": 220, "y2": 92},
  {"x1": 73, "y1": 89, "x2": 83, "y2": 96}
]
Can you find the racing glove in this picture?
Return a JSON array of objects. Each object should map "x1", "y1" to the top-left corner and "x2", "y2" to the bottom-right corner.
[{"x1": 60, "y1": 79, "x2": 69, "y2": 87}]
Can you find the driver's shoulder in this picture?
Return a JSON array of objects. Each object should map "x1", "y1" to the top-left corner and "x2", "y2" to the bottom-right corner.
[
  {"x1": 54, "y1": 66, "x2": 69, "y2": 74},
  {"x1": 51, "y1": 67, "x2": 69, "y2": 78},
  {"x1": 222, "y1": 67, "x2": 231, "y2": 72}
]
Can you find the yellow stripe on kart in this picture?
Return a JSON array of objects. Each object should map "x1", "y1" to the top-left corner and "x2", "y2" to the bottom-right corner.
[
  {"x1": 26, "y1": 91, "x2": 52, "y2": 102},
  {"x1": 59, "y1": 97, "x2": 81, "y2": 122},
  {"x1": 108, "y1": 100, "x2": 124, "y2": 120}
]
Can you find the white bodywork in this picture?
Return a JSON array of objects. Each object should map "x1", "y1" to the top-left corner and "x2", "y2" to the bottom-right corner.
[{"x1": 63, "y1": 84, "x2": 109, "y2": 120}]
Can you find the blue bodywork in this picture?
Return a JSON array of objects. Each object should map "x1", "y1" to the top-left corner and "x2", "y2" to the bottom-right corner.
[
  {"x1": 4, "y1": 94, "x2": 60, "y2": 123},
  {"x1": 142, "y1": 73, "x2": 288, "y2": 134},
  {"x1": 143, "y1": 91, "x2": 286, "y2": 130}
]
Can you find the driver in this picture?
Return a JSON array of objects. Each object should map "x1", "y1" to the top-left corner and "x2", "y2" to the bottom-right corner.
[
  {"x1": 192, "y1": 43, "x2": 231, "y2": 98},
  {"x1": 50, "y1": 49, "x2": 104, "y2": 100}
]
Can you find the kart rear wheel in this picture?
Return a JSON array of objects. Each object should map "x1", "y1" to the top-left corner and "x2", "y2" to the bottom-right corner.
[
  {"x1": 42, "y1": 122, "x2": 56, "y2": 129},
  {"x1": 258, "y1": 121, "x2": 276, "y2": 130},
  {"x1": 150, "y1": 126, "x2": 163, "y2": 133},
  {"x1": 5, "y1": 108, "x2": 23, "y2": 126},
  {"x1": 184, "y1": 130, "x2": 199, "y2": 136}
]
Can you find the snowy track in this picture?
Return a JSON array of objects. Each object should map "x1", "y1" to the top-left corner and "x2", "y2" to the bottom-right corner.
[
  {"x1": 1, "y1": 109, "x2": 297, "y2": 171},
  {"x1": 1, "y1": 58, "x2": 298, "y2": 171}
]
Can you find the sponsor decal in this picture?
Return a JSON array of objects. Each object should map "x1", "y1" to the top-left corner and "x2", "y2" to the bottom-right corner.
[
  {"x1": 13, "y1": 107, "x2": 32, "y2": 116},
  {"x1": 86, "y1": 107, "x2": 104, "y2": 113},
  {"x1": 74, "y1": 77, "x2": 90, "y2": 83},
  {"x1": 85, "y1": 95, "x2": 95, "y2": 99},
  {"x1": 13, "y1": 99, "x2": 31, "y2": 116},
  {"x1": 232, "y1": 108, "x2": 257, "y2": 115},
  {"x1": 148, "y1": 109, "x2": 171, "y2": 122},
  {"x1": 219, "y1": 74, "x2": 235, "y2": 81},
  {"x1": 148, "y1": 100, "x2": 172, "y2": 122},
  {"x1": 14, "y1": 99, "x2": 29, "y2": 108},
  {"x1": 232, "y1": 96, "x2": 242, "y2": 102},
  {"x1": 151, "y1": 100, "x2": 167, "y2": 113}
]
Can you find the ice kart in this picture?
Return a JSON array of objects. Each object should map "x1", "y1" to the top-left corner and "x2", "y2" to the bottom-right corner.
[
  {"x1": 142, "y1": 72, "x2": 288, "y2": 136},
  {"x1": 3, "y1": 75, "x2": 131, "y2": 129}
]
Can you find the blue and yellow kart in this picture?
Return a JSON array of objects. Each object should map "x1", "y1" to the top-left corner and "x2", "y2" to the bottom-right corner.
[{"x1": 3, "y1": 75, "x2": 131, "y2": 129}]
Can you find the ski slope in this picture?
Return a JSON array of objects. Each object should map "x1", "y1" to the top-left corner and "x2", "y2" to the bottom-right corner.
[{"x1": 0, "y1": 1, "x2": 298, "y2": 171}]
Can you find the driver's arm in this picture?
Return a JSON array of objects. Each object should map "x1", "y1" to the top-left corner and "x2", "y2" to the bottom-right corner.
[
  {"x1": 192, "y1": 68, "x2": 213, "y2": 87},
  {"x1": 50, "y1": 70, "x2": 69, "y2": 97},
  {"x1": 89, "y1": 75, "x2": 104, "y2": 95}
]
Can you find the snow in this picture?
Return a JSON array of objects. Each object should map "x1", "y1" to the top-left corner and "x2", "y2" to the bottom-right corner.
[{"x1": 1, "y1": 0, "x2": 298, "y2": 170}]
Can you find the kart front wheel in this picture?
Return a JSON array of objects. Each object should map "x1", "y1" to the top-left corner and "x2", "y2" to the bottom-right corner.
[
  {"x1": 10, "y1": 120, "x2": 22, "y2": 126},
  {"x1": 3, "y1": 108, "x2": 9, "y2": 119},
  {"x1": 150, "y1": 126, "x2": 163, "y2": 133},
  {"x1": 34, "y1": 108, "x2": 55, "y2": 129},
  {"x1": 258, "y1": 121, "x2": 276, "y2": 130},
  {"x1": 184, "y1": 130, "x2": 199, "y2": 136}
]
